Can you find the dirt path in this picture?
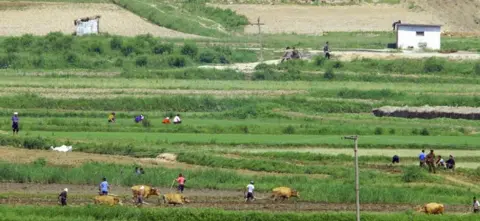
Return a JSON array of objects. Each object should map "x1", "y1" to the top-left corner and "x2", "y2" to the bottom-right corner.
[
  {"x1": 0, "y1": 87, "x2": 305, "y2": 98},
  {"x1": 198, "y1": 50, "x2": 480, "y2": 72},
  {"x1": 0, "y1": 183, "x2": 471, "y2": 212},
  {"x1": 0, "y1": 2, "x2": 201, "y2": 38}
]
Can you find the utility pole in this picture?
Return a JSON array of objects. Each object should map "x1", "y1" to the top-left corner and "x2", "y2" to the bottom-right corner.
[
  {"x1": 249, "y1": 17, "x2": 265, "y2": 61},
  {"x1": 344, "y1": 135, "x2": 360, "y2": 221}
]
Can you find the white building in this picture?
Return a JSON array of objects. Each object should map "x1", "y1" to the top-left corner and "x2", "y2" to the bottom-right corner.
[{"x1": 396, "y1": 24, "x2": 441, "y2": 50}]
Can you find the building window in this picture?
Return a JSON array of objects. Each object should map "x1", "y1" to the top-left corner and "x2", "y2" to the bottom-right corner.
[{"x1": 416, "y1": 31, "x2": 425, "y2": 36}]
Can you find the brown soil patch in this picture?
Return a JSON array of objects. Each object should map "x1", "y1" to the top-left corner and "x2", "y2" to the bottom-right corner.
[
  {"x1": 216, "y1": 4, "x2": 442, "y2": 33},
  {"x1": 0, "y1": 2, "x2": 201, "y2": 38},
  {"x1": 0, "y1": 183, "x2": 471, "y2": 212},
  {"x1": 0, "y1": 87, "x2": 305, "y2": 97}
]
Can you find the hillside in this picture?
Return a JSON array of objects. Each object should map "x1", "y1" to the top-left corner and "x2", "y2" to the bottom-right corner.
[{"x1": 0, "y1": 1, "x2": 201, "y2": 38}]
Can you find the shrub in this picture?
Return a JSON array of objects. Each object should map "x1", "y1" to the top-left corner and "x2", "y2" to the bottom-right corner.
[
  {"x1": 474, "y1": 62, "x2": 480, "y2": 75},
  {"x1": 314, "y1": 56, "x2": 326, "y2": 66},
  {"x1": 411, "y1": 128, "x2": 419, "y2": 135},
  {"x1": 332, "y1": 61, "x2": 343, "y2": 69},
  {"x1": 423, "y1": 57, "x2": 444, "y2": 73},
  {"x1": 199, "y1": 50, "x2": 216, "y2": 63},
  {"x1": 420, "y1": 128, "x2": 430, "y2": 136},
  {"x1": 181, "y1": 43, "x2": 198, "y2": 57},
  {"x1": 121, "y1": 42, "x2": 135, "y2": 56},
  {"x1": 110, "y1": 36, "x2": 123, "y2": 50},
  {"x1": 167, "y1": 55, "x2": 187, "y2": 67},
  {"x1": 374, "y1": 127, "x2": 384, "y2": 135},
  {"x1": 388, "y1": 128, "x2": 396, "y2": 135},
  {"x1": 64, "y1": 52, "x2": 78, "y2": 64},
  {"x1": 135, "y1": 56, "x2": 148, "y2": 67},
  {"x1": 32, "y1": 158, "x2": 47, "y2": 167},
  {"x1": 282, "y1": 125, "x2": 296, "y2": 134},
  {"x1": 254, "y1": 63, "x2": 273, "y2": 71},
  {"x1": 153, "y1": 43, "x2": 173, "y2": 55},
  {"x1": 219, "y1": 55, "x2": 229, "y2": 64},
  {"x1": 87, "y1": 40, "x2": 105, "y2": 54},
  {"x1": 23, "y1": 136, "x2": 49, "y2": 150},
  {"x1": 402, "y1": 166, "x2": 435, "y2": 183},
  {"x1": 324, "y1": 68, "x2": 335, "y2": 80},
  {"x1": 114, "y1": 58, "x2": 124, "y2": 67}
]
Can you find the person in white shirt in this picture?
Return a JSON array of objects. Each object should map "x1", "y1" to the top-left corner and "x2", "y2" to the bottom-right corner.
[
  {"x1": 474, "y1": 197, "x2": 479, "y2": 213},
  {"x1": 436, "y1": 155, "x2": 446, "y2": 169},
  {"x1": 173, "y1": 114, "x2": 182, "y2": 124},
  {"x1": 244, "y1": 181, "x2": 255, "y2": 203}
]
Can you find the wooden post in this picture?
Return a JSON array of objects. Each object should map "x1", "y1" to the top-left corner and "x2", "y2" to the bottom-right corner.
[
  {"x1": 344, "y1": 135, "x2": 360, "y2": 221},
  {"x1": 249, "y1": 17, "x2": 265, "y2": 61}
]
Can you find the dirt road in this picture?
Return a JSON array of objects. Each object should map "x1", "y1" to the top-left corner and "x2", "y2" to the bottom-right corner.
[{"x1": 198, "y1": 50, "x2": 480, "y2": 72}]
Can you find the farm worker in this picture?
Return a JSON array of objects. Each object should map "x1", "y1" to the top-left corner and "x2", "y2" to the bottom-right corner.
[
  {"x1": 436, "y1": 155, "x2": 446, "y2": 169},
  {"x1": 173, "y1": 114, "x2": 182, "y2": 124},
  {"x1": 418, "y1": 150, "x2": 426, "y2": 167},
  {"x1": 162, "y1": 117, "x2": 171, "y2": 124},
  {"x1": 12, "y1": 112, "x2": 19, "y2": 135},
  {"x1": 58, "y1": 188, "x2": 68, "y2": 206},
  {"x1": 137, "y1": 186, "x2": 145, "y2": 205},
  {"x1": 244, "y1": 181, "x2": 255, "y2": 202},
  {"x1": 175, "y1": 173, "x2": 186, "y2": 193},
  {"x1": 108, "y1": 112, "x2": 116, "y2": 123},
  {"x1": 292, "y1": 47, "x2": 301, "y2": 59},
  {"x1": 473, "y1": 197, "x2": 480, "y2": 213},
  {"x1": 446, "y1": 155, "x2": 455, "y2": 171},
  {"x1": 99, "y1": 177, "x2": 110, "y2": 195},
  {"x1": 392, "y1": 20, "x2": 401, "y2": 31},
  {"x1": 323, "y1": 41, "x2": 330, "y2": 59},
  {"x1": 392, "y1": 155, "x2": 399, "y2": 164},
  {"x1": 135, "y1": 167, "x2": 141, "y2": 175},
  {"x1": 281, "y1": 47, "x2": 293, "y2": 63},
  {"x1": 134, "y1": 115, "x2": 144, "y2": 123},
  {"x1": 426, "y1": 150, "x2": 436, "y2": 173}
]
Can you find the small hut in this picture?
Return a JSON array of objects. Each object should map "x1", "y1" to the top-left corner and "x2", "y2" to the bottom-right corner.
[{"x1": 74, "y1": 15, "x2": 101, "y2": 36}]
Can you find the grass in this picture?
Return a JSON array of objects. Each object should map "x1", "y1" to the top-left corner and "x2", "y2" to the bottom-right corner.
[
  {"x1": 3, "y1": 205, "x2": 480, "y2": 221},
  {"x1": 1, "y1": 160, "x2": 478, "y2": 204},
  {"x1": 20, "y1": 131, "x2": 480, "y2": 148},
  {"x1": 112, "y1": 0, "x2": 247, "y2": 37}
]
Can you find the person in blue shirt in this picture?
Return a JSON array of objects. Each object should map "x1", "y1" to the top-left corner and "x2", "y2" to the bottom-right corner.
[
  {"x1": 99, "y1": 177, "x2": 110, "y2": 195},
  {"x1": 418, "y1": 150, "x2": 426, "y2": 167},
  {"x1": 12, "y1": 112, "x2": 19, "y2": 135}
]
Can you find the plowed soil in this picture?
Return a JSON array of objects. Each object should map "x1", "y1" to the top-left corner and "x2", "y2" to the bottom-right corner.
[
  {"x1": 0, "y1": 183, "x2": 471, "y2": 212},
  {"x1": 0, "y1": 2, "x2": 201, "y2": 38},
  {"x1": 215, "y1": 4, "x2": 442, "y2": 33}
]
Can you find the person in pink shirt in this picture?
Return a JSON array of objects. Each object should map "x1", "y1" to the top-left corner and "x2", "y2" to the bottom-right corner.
[{"x1": 175, "y1": 173, "x2": 186, "y2": 193}]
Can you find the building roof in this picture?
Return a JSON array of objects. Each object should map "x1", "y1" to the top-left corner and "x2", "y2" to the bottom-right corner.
[{"x1": 397, "y1": 23, "x2": 442, "y2": 28}]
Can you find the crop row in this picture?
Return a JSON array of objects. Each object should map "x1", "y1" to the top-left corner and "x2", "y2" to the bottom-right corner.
[
  {"x1": 0, "y1": 160, "x2": 475, "y2": 204},
  {"x1": 3, "y1": 205, "x2": 480, "y2": 221}
]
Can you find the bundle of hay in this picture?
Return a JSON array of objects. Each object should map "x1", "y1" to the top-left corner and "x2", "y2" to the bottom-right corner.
[{"x1": 372, "y1": 106, "x2": 480, "y2": 120}]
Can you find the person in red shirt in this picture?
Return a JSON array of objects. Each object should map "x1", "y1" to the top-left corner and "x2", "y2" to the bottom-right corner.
[{"x1": 175, "y1": 173, "x2": 186, "y2": 193}]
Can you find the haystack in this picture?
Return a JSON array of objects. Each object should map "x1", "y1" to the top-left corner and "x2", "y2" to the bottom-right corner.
[
  {"x1": 372, "y1": 106, "x2": 480, "y2": 120},
  {"x1": 156, "y1": 153, "x2": 177, "y2": 162}
]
